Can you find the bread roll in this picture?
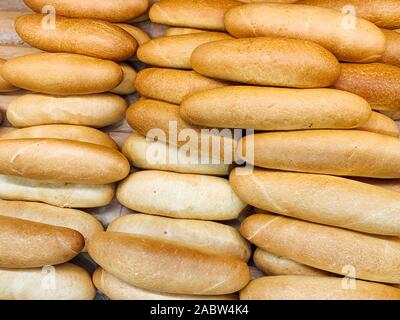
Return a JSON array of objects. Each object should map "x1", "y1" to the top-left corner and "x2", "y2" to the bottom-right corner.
[
  {"x1": 225, "y1": 3, "x2": 385, "y2": 63},
  {"x1": 108, "y1": 213, "x2": 251, "y2": 261},
  {"x1": 191, "y1": 37, "x2": 340, "y2": 88},
  {"x1": 0, "y1": 58, "x2": 18, "y2": 92},
  {"x1": 88, "y1": 232, "x2": 251, "y2": 294},
  {"x1": 358, "y1": 111, "x2": 399, "y2": 137},
  {"x1": 150, "y1": 0, "x2": 241, "y2": 31},
  {"x1": 93, "y1": 268, "x2": 237, "y2": 300},
  {"x1": 117, "y1": 171, "x2": 247, "y2": 220},
  {"x1": 378, "y1": 29, "x2": 400, "y2": 67},
  {"x1": 0, "y1": 45, "x2": 42, "y2": 60},
  {"x1": 2, "y1": 53, "x2": 123, "y2": 95},
  {"x1": 254, "y1": 249, "x2": 330, "y2": 277},
  {"x1": 24, "y1": 0, "x2": 149, "y2": 22},
  {"x1": 333, "y1": 63, "x2": 400, "y2": 112},
  {"x1": 382, "y1": 110, "x2": 400, "y2": 121},
  {"x1": 241, "y1": 213, "x2": 400, "y2": 284},
  {"x1": 0, "y1": 263, "x2": 95, "y2": 300},
  {"x1": 181, "y1": 86, "x2": 371, "y2": 130},
  {"x1": 16, "y1": 14, "x2": 137, "y2": 61},
  {"x1": 240, "y1": 276, "x2": 400, "y2": 300},
  {"x1": 136, "y1": 68, "x2": 227, "y2": 104},
  {"x1": 231, "y1": 168, "x2": 400, "y2": 235},
  {"x1": 0, "y1": 124, "x2": 118, "y2": 149},
  {"x1": 0, "y1": 11, "x2": 25, "y2": 46},
  {"x1": 110, "y1": 63, "x2": 136, "y2": 95},
  {"x1": 164, "y1": 27, "x2": 205, "y2": 36},
  {"x1": 0, "y1": 215, "x2": 84, "y2": 268},
  {"x1": 0, "y1": 175, "x2": 115, "y2": 208},
  {"x1": 137, "y1": 32, "x2": 232, "y2": 69},
  {"x1": 0, "y1": 139, "x2": 129, "y2": 184},
  {"x1": 122, "y1": 133, "x2": 230, "y2": 175},
  {"x1": 354, "y1": 178, "x2": 400, "y2": 193},
  {"x1": 238, "y1": 130, "x2": 400, "y2": 178},
  {"x1": 116, "y1": 24, "x2": 151, "y2": 46},
  {"x1": 0, "y1": 127, "x2": 15, "y2": 137},
  {"x1": 297, "y1": 0, "x2": 400, "y2": 29},
  {"x1": 7, "y1": 93, "x2": 127, "y2": 128},
  {"x1": 240, "y1": 0, "x2": 297, "y2": 2}
]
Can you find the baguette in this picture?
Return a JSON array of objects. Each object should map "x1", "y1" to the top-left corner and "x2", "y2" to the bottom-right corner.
[
  {"x1": 0, "y1": 58, "x2": 18, "y2": 92},
  {"x1": 116, "y1": 24, "x2": 151, "y2": 46},
  {"x1": 181, "y1": 86, "x2": 371, "y2": 130},
  {"x1": 88, "y1": 232, "x2": 251, "y2": 295},
  {"x1": 379, "y1": 29, "x2": 400, "y2": 67},
  {"x1": 0, "y1": 11, "x2": 25, "y2": 46},
  {"x1": 108, "y1": 213, "x2": 251, "y2": 261},
  {"x1": 149, "y1": 0, "x2": 241, "y2": 31},
  {"x1": 2, "y1": 53, "x2": 123, "y2": 95},
  {"x1": 358, "y1": 111, "x2": 399, "y2": 137},
  {"x1": 230, "y1": 168, "x2": 400, "y2": 236},
  {"x1": 0, "y1": 215, "x2": 83, "y2": 268},
  {"x1": 0, "y1": 45, "x2": 42, "y2": 60},
  {"x1": 225, "y1": 3, "x2": 385, "y2": 63},
  {"x1": 7, "y1": 93, "x2": 127, "y2": 128},
  {"x1": 164, "y1": 27, "x2": 205, "y2": 36},
  {"x1": 110, "y1": 63, "x2": 136, "y2": 95},
  {"x1": 117, "y1": 171, "x2": 247, "y2": 220},
  {"x1": 191, "y1": 37, "x2": 340, "y2": 88},
  {"x1": 135, "y1": 68, "x2": 227, "y2": 104},
  {"x1": 240, "y1": 213, "x2": 400, "y2": 284},
  {"x1": 24, "y1": 0, "x2": 149, "y2": 22},
  {"x1": 333, "y1": 63, "x2": 400, "y2": 112},
  {"x1": 16, "y1": 14, "x2": 137, "y2": 61},
  {"x1": 238, "y1": 130, "x2": 400, "y2": 178},
  {"x1": 240, "y1": 276, "x2": 400, "y2": 300},
  {"x1": 0, "y1": 263, "x2": 95, "y2": 300},
  {"x1": 137, "y1": 32, "x2": 232, "y2": 69}
]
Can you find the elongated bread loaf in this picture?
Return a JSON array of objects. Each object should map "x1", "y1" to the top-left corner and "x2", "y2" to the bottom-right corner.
[
  {"x1": 241, "y1": 213, "x2": 400, "y2": 283},
  {"x1": 0, "y1": 263, "x2": 95, "y2": 300},
  {"x1": 358, "y1": 111, "x2": 399, "y2": 137},
  {"x1": 231, "y1": 168, "x2": 400, "y2": 235},
  {"x1": 191, "y1": 37, "x2": 340, "y2": 88},
  {"x1": 0, "y1": 58, "x2": 18, "y2": 92},
  {"x1": 136, "y1": 68, "x2": 227, "y2": 104},
  {"x1": 0, "y1": 11, "x2": 25, "y2": 46},
  {"x1": 24, "y1": 0, "x2": 149, "y2": 22},
  {"x1": 240, "y1": 276, "x2": 400, "y2": 300},
  {"x1": 116, "y1": 24, "x2": 151, "y2": 46},
  {"x1": 108, "y1": 213, "x2": 251, "y2": 261},
  {"x1": 0, "y1": 139, "x2": 130, "y2": 184},
  {"x1": 16, "y1": 14, "x2": 137, "y2": 61},
  {"x1": 137, "y1": 32, "x2": 232, "y2": 69},
  {"x1": 93, "y1": 268, "x2": 237, "y2": 300},
  {"x1": 88, "y1": 232, "x2": 251, "y2": 295},
  {"x1": 7, "y1": 93, "x2": 127, "y2": 128},
  {"x1": 117, "y1": 171, "x2": 247, "y2": 220},
  {"x1": 2, "y1": 53, "x2": 123, "y2": 95},
  {"x1": 383, "y1": 110, "x2": 400, "y2": 121},
  {"x1": 379, "y1": 29, "x2": 400, "y2": 67},
  {"x1": 0, "y1": 45, "x2": 42, "y2": 60},
  {"x1": 0, "y1": 175, "x2": 115, "y2": 208},
  {"x1": 238, "y1": 130, "x2": 400, "y2": 178},
  {"x1": 164, "y1": 27, "x2": 205, "y2": 36},
  {"x1": 181, "y1": 86, "x2": 371, "y2": 130},
  {"x1": 110, "y1": 63, "x2": 136, "y2": 95},
  {"x1": 122, "y1": 133, "x2": 230, "y2": 175},
  {"x1": 0, "y1": 215, "x2": 84, "y2": 268}
]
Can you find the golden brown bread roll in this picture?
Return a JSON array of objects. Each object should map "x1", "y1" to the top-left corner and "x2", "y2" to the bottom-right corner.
[
  {"x1": 382, "y1": 110, "x2": 400, "y2": 121},
  {"x1": 240, "y1": 276, "x2": 400, "y2": 300},
  {"x1": 24, "y1": 0, "x2": 149, "y2": 22},
  {"x1": 15, "y1": 14, "x2": 137, "y2": 61},
  {"x1": 88, "y1": 232, "x2": 251, "y2": 295},
  {"x1": 110, "y1": 63, "x2": 136, "y2": 95},
  {"x1": 379, "y1": 29, "x2": 400, "y2": 67},
  {"x1": 358, "y1": 111, "x2": 399, "y2": 137},
  {"x1": 2, "y1": 53, "x2": 123, "y2": 95},
  {"x1": 7, "y1": 93, "x2": 127, "y2": 128},
  {"x1": 0, "y1": 11, "x2": 25, "y2": 46},
  {"x1": 225, "y1": 3, "x2": 386, "y2": 63},
  {"x1": 0, "y1": 215, "x2": 84, "y2": 268},
  {"x1": 238, "y1": 130, "x2": 400, "y2": 178},
  {"x1": 240, "y1": 213, "x2": 400, "y2": 284},
  {"x1": 116, "y1": 24, "x2": 151, "y2": 46},
  {"x1": 0, "y1": 139, "x2": 130, "y2": 184},
  {"x1": 137, "y1": 32, "x2": 233, "y2": 69},
  {"x1": 164, "y1": 27, "x2": 206, "y2": 36},
  {"x1": 181, "y1": 86, "x2": 371, "y2": 130},
  {"x1": 0, "y1": 58, "x2": 18, "y2": 92},
  {"x1": 0, "y1": 45, "x2": 42, "y2": 60},
  {"x1": 191, "y1": 37, "x2": 340, "y2": 88},
  {"x1": 333, "y1": 63, "x2": 400, "y2": 112}
]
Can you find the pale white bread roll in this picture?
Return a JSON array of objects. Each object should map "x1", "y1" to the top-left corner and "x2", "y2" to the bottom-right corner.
[
  {"x1": 240, "y1": 276, "x2": 400, "y2": 300},
  {"x1": 358, "y1": 111, "x2": 399, "y2": 137},
  {"x1": 116, "y1": 24, "x2": 151, "y2": 46},
  {"x1": 122, "y1": 133, "x2": 230, "y2": 176},
  {"x1": 230, "y1": 168, "x2": 400, "y2": 236},
  {"x1": 110, "y1": 63, "x2": 136, "y2": 95},
  {"x1": 0, "y1": 263, "x2": 95, "y2": 300},
  {"x1": 88, "y1": 232, "x2": 251, "y2": 295},
  {"x1": 240, "y1": 213, "x2": 400, "y2": 284},
  {"x1": 117, "y1": 170, "x2": 247, "y2": 220},
  {"x1": 0, "y1": 175, "x2": 115, "y2": 208},
  {"x1": 379, "y1": 29, "x2": 400, "y2": 67},
  {"x1": 7, "y1": 93, "x2": 127, "y2": 128},
  {"x1": 0, "y1": 139, "x2": 130, "y2": 184},
  {"x1": 107, "y1": 213, "x2": 251, "y2": 261},
  {"x1": 93, "y1": 268, "x2": 237, "y2": 300},
  {"x1": 0, "y1": 215, "x2": 84, "y2": 268},
  {"x1": 238, "y1": 130, "x2": 400, "y2": 178},
  {"x1": 0, "y1": 45, "x2": 42, "y2": 60},
  {"x1": 0, "y1": 199, "x2": 103, "y2": 251},
  {"x1": 164, "y1": 27, "x2": 206, "y2": 36},
  {"x1": 0, "y1": 11, "x2": 25, "y2": 46},
  {"x1": 225, "y1": 3, "x2": 386, "y2": 63},
  {"x1": 0, "y1": 58, "x2": 18, "y2": 92}
]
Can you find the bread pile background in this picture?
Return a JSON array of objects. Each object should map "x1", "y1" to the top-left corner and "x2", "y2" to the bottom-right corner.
[{"x1": 0, "y1": 0, "x2": 400, "y2": 300}]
